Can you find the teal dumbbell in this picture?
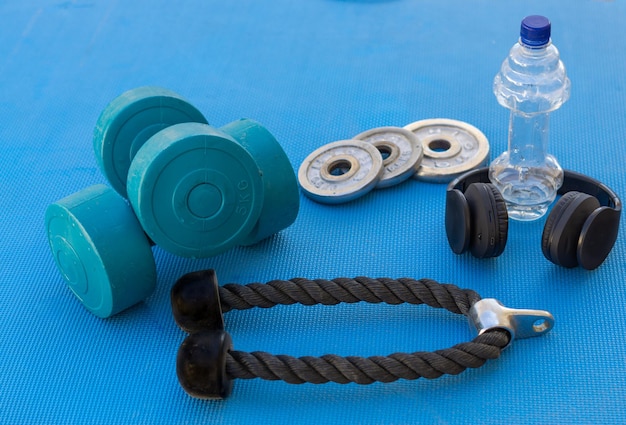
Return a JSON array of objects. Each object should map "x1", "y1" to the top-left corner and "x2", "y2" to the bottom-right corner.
[
  {"x1": 127, "y1": 119, "x2": 300, "y2": 257},
  {"x1": 46, "y1": 87, "x2": 299, "y2": 318}
]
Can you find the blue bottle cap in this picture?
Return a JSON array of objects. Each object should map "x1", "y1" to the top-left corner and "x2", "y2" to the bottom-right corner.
[{"x1": 520, "y1": 15, "x2": 551, "y2": 47}]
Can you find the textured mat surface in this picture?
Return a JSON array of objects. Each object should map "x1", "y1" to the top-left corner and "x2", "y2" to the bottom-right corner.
[{"x1": 1, "y1": 1, "x2": 625, "y2": 423}]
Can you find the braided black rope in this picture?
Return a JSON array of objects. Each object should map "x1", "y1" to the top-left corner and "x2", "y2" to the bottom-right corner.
[
  {"x1": 226, "y1": 330, "x2": 509, "y2": 384},
  {"x1": 213, "y1": 277, "x2": 510, "y2": 385},
  {"x1": 219, "y1": 277, "x2": 481, "y2": 315}
]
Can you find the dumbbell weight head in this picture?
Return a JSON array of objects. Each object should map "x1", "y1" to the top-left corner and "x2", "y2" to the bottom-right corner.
[
  {"x1": 126, "y1": 122, "x2": 265, "y2": 258},
  {"x1": 94, "y1": 86, "x2": 208, "y2": 197},
  {"x1": 45, "y1": 185, "x2": 156, "y2": 318},
  {"x1": 219, "y1": 119, "x2": 300, "y2": 245}
]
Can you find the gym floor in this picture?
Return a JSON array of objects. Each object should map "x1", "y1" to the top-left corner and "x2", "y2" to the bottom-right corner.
[{"x1": 1, "y1": 1, "x2": 624, "y2": 424}]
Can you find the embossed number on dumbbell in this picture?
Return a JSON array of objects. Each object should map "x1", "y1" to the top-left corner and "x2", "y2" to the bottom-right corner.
[{"x1": 236, "y1": 180, "x2": 252, "y2": 216}]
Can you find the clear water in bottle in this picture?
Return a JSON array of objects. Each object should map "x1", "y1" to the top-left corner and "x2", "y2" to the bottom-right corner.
[{"x1": 489, "y1": 15, "x2": 571, "y2": 221}]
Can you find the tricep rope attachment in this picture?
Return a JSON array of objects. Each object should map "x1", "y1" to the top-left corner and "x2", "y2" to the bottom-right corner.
[{"x1": 170, "y1": 269, "x2": 554, "y2": 400}]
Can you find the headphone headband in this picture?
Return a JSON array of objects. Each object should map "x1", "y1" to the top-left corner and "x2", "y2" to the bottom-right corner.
[{"x1": 448, "y1": 168, "x2": 622, "y2": 213}]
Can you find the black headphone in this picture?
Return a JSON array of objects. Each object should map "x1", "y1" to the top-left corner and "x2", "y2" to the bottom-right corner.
[{"x1": 445, "y1": 168, "x2": 622, "y2": 270}]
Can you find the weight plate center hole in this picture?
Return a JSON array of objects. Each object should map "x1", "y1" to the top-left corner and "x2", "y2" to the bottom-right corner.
[
  {"x1": 321, "y1": 155, "x2": 360, "y2": 181},
  {"x1": 429, "y1": 139, "x2": 452, "y2": 153},
  {"x1": 423, "y1": 136, "x2": 462, "y2": 160},
  {"x1": 329, "y1": 159, "x2": 352, "y2": 176},
  {"x1": 375, "y1": 142, "x2": 400, "y2": 166}
]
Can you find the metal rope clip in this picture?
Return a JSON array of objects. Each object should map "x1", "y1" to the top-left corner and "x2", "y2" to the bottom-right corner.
[{"x1": 468, "y1": 298, "x2": 554, "y2": 349}]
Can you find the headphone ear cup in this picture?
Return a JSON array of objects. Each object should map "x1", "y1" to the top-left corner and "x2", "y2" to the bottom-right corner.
[
  {"x1": 577, "y1": 206, "x2": 620, "y2": 270},
  {"x1": 464, "y1": 183, "x2": 509, "y2": 258},
  {"x1": 541, "y1": 191, "x2": 577, "y2": 264},
  {"x1": 541, "y1": 191, "x2": 601, "y2": 268},
  {"x1": 445, "y1": 188, "x2": 471, "y2": 254}
]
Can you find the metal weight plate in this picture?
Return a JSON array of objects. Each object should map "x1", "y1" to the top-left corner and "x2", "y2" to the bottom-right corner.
[
  {"x1": 353, "y1": 126, "x2": 423, "y2": 189},
  {"x1": 94, "y1": 86, "x2": 208, "y2": 197},
  {"x1": 403, "y1": 119, "x2": 490, "y2": 183},
  {"x1": 298, "y1": 140, "x2": 384, "y2": 204}
]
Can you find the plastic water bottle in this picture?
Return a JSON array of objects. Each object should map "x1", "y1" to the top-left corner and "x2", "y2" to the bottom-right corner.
[{"x1": 489, "y1": 15, "x2": 570, "y2": 221}]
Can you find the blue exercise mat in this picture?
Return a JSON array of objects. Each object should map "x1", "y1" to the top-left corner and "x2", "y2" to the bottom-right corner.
[{"x1": 1, "y1": 0, "x2": 625, "y2": 423}]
